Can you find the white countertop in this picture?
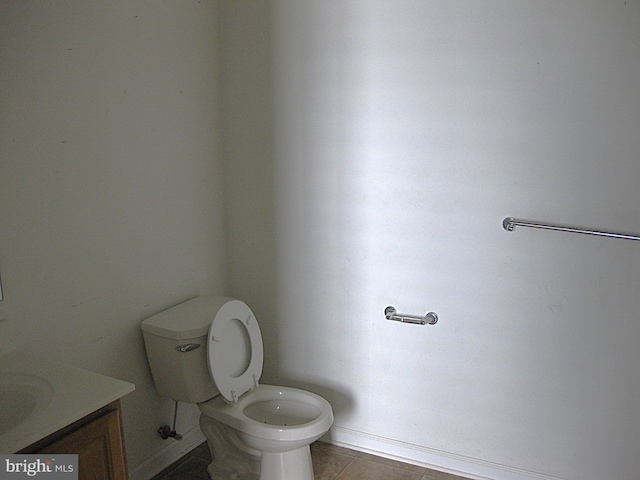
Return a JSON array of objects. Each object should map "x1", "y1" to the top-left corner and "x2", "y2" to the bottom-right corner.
[{"x1": 0, "y1": 351, "x2": 135, "y2": 453}]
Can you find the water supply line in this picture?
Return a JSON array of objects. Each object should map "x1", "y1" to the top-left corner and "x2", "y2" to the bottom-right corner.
[{"x1": 158, "y1": 401, "x2": 183, "y2": 440}]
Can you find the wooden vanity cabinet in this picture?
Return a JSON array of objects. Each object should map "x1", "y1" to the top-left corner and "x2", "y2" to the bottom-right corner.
[{"x1": 18, "y1": 399, "x2": 128, "y2": 480}]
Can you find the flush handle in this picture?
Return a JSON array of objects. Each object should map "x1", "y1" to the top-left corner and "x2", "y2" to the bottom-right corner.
[{"x1": 176, "y1": 343, "x2": 200, "y2": 352}]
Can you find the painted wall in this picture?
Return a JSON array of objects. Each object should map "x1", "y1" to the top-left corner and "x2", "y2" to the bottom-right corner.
[
  {"x1": 3, "y1": 2, "x2": 640, "y2": 480},
  {"x1": 226, "y1": 2, "x2": 640, "y2": 479},
  {"x1": 0, "y1": 1, "x2": 224, "y2": 475}
]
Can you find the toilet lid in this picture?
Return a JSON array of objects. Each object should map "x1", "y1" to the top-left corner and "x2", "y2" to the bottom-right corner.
[{"x1": 207, "y1": 299, "x2": 263, "y2": 403}]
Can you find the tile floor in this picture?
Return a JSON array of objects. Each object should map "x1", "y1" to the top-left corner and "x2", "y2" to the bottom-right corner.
[{"x1": 151, "y1": 441, "x2": 473, "y2": 480}]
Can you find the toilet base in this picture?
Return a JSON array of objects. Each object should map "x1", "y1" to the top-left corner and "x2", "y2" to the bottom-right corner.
[
  {"x1": 200, "y1": 412, "x2": 316, "y2": 480},
  {"x1": 260, "y1": 446, "x2": 314, "y2": 480},
  {"x1": 199, "y1": 414, "x2": 260, "y2": 479}
]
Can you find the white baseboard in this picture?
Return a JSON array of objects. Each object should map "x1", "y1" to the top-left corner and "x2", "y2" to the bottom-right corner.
[
  {"x1": 129, "y1": 426, "x2": 206, "y2": 480},
  {"x1": 323, "y1": 425, "x2": 566, "y2": 480}
]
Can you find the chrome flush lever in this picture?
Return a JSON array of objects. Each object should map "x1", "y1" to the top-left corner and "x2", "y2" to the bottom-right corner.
[{"x1": 385, "y1": 306, "x2": 438, "y2": 325}]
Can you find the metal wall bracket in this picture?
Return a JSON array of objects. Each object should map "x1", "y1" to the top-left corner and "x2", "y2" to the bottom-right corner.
[{"x1": 385, "y1": 306, "x2": 438, "y2": 325}]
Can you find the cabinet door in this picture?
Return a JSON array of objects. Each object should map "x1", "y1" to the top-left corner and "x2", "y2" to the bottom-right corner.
[{"x1": 40, "y1": 409, "x2": 127, "y2": 480}]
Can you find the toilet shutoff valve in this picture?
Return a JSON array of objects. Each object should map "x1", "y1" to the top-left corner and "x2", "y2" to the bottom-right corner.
[
  {"x1": 158, "y1": 401, "x2": 183, "y2": 440},
  {"x1": 158, "y1": 425, "x2": 182, "y2": 440}
]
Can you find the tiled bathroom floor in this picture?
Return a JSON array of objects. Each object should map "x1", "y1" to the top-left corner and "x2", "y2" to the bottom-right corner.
[{"x1": 151, "y1": 441, "x2": 472, "y2": 480}]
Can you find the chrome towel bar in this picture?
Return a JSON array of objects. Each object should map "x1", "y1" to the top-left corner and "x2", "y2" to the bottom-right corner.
[
  {"x1": 503, "y1": 217, "x2": 640, "y2": 242},
  {"x1": 385, "y1": 306, "x2": 438, "y2": 325}
]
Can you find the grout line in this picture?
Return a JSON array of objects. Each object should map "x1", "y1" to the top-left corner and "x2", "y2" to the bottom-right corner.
[
  {"x1": 311, "y1": 442, "x2": 358, "y2": 480},
  {"x1": 332, "y1": 455, "x2": 357, "y2": 480}
]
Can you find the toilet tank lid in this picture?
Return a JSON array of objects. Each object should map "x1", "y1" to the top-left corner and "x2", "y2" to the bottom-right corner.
[{"x1": 141, "y1": 295, "x2": 234, "y2": 340}]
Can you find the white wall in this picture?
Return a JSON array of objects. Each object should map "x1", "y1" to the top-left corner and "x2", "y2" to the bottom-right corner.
[
  {"x1": 0, "y1": 1, "x2": 224, "y2": 475},
  {"x1": 228, "y1": 2, "x2": 640, "y2": 479},
  {"x1": 3, "y1": 2, "x2": 640, "y2": 480},
  {"x1": 219, "y1": 2, "x2": 278, "y2": 363}
]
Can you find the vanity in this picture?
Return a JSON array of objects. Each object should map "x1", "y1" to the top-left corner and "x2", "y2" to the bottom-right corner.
[{"x1": 0, "y1": 351, "x2": 135, "y2": 479}]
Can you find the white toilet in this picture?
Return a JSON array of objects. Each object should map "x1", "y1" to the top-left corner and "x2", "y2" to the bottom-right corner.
[{"x1": 141, "y1": 295, "x2": 334, "y2": 480}]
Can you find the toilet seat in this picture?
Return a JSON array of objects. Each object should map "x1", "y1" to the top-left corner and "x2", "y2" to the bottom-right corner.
[{"x1": 207, "y1": 299, "x2": 263, "y2": 403}]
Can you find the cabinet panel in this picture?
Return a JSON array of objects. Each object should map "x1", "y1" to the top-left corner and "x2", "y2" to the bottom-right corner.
[{"x1": 19, "y1": 400, "x2": 128, "y2": 480}]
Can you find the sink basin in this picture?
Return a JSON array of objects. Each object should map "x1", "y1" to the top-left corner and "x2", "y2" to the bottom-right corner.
[
  {"x1": 0, "y1": 352, "x2": 134, "y2": 453},
  {"x1": 0, "y1": 373, "x2": 54, "y2": 434}
]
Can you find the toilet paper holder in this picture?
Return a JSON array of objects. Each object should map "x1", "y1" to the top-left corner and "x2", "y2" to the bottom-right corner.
[{"x1": 384, "y1": 306, "x2": 438, "y2": 325}]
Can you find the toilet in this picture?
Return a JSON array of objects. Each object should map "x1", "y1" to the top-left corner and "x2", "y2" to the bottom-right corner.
[{"x1": 141, "y1": 295, "x2": 334, "y2": 480}]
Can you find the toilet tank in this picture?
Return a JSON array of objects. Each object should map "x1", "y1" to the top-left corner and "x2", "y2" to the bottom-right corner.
[{"x1": 141, "y1": 295, "x2": 233, "y2": 403}]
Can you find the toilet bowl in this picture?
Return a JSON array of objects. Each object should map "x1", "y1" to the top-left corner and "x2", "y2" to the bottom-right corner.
[
  {"x1": 141, "y1": 296, "x2": 334, "y2": 480},
  {"x1": 200, "y1": 385, "x2": 333, "y2": 479}
]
